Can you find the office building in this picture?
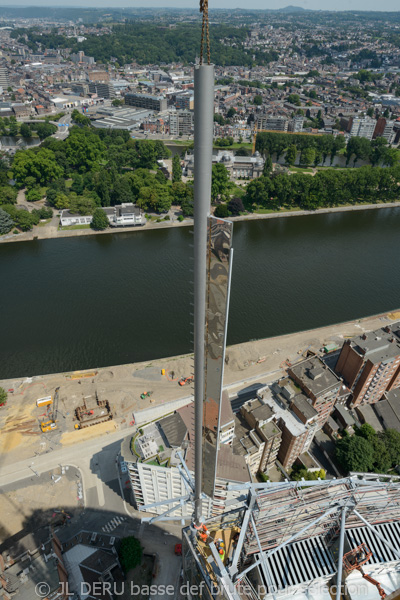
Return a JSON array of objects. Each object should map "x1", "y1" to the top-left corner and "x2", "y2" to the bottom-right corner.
[
  {"x1": 288, "y1": 356, "x2": 343, "y2": 426},
  {"x1": 125, "y1": 92, "x2": 167, "y2": 112},
  {"x1": 88, "y1": 82, "x2": 115, "y2": 99},
  {"x1": 289, "y1": 115, "x2": 304, "y2": 132},
  {"x1": 335, "y1": 327, "x2": 400, "y2": 407},
  {"x1": 349, "y1": 116, "x2": 376, "y2": 140},
  {"x1": 169, "y1": 110, "x2": 193, "y2": 136}
]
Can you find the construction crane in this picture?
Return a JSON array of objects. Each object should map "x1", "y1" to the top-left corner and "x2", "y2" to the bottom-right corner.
[
  {"x1": 343, "y1": 543, "x2": 387, "y2": 599},
  {"x1": 40, "y1": 387, "x2": 60, "y2": 433}
]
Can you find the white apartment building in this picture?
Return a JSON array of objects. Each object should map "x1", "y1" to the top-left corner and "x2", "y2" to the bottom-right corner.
[
  {"x1": 350, "y1": 116, "x2": 376, "y2": 140},
  {"x1": 169, "y1": 110, "x2": 193, "y2": 137}
]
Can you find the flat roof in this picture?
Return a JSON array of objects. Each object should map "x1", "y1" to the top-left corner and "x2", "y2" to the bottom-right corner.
[
  {"x1": 290, "y1": 356, "x2": 340, "y2": 397},
  {"x1": 159, "y1": 413, "x2": 187, "y2": 448},
  {"x1": 350, "y1": 328, "x2": 400, "y2": 364}
]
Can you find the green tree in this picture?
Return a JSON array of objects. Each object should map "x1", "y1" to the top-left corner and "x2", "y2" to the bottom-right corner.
[
  {"x1": 253, "y1": 95, "x2": 263, "y2": 106},
  {"x1": 285, "y1": 145, "x2": 297, "y2": 166},
  {"x1": 91, "y1": 208, "x2": 109, "y2": 230},
  {"x1": 0, "y1": 208, "x2": 14, "y2": 234},
  {"x1": 381, "y1": 429, "x2": 400, "y2": 467},
  {"x1": 118, "y1": 536, "x2": 142, "y2": 573},
  {"x1": 300, "y1": 147, "x2": 316, "y2": 166},
  {"x1": 26, "y1": 188, "x2": 42, "y2": 202},
  {"x1": 214, "y1": 203, "x2": 230, "y2": 218},
  {"x1": 263, "y1": 155, "x2": 273, "y2": 176},
  {"x1": 0, "y1": 387, "x2": 7, "y2": 406},
  {"x1": 172, "y1": 154, "x2": 182, "y2": 183},
  {"x1": 20, "y1": 123, "x2": 32, "y2": 138},
  {"x1": 335, "y1": 434, "x2": 374, "y2": 473},
  {"x1": 211, "y1": 163, "x2": 229, "y2": 203},
  {"x1": 0, "y1": 186, "x2": 17, "y2": 205},
  {"x1": 112, "y1": 98, "x2": 124, "y2": 107},
  {"x1": 288, "y1": 93, "x2": 301, "y2": 106}
]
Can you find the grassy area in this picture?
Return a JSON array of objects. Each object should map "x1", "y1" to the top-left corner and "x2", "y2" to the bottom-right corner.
[
  {"x1": 60, "y1": 224, "x2": 91, "y2": 230},
  {"x1": 38, "y1": 219, "x2": 51, "y2": 226},
  {"x1": 289, "y1": 166, "x2": 313, "y2": 173}
]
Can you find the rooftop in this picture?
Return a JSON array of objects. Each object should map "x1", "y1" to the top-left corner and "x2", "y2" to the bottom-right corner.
[
  {"x1": 351, "y1": 328, "x2": 400, "y2": 364},
  {"x1": 290, "y1": 356, "x2": 341, "y2": 397}
]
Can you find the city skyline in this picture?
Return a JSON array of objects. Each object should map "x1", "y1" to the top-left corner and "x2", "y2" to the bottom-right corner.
[{"x1": 1, "y1": 1, "x2": 400, "y2": 11}]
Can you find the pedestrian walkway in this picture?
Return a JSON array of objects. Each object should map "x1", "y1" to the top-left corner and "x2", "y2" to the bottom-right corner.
[{"x1": 102, "y1": 516, "x2": 126, "y2": 533}]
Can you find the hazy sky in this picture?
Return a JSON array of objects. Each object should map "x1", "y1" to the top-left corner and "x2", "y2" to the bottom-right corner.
[{"x1": 2, "y1": 0, "x2": 400, "y2": 10}]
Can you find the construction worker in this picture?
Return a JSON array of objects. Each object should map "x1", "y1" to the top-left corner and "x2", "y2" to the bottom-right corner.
[{"x1": 219, "y1": 547, "x2": 225, "y2": 563}]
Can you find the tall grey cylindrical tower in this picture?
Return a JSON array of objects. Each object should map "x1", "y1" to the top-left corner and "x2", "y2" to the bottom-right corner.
[{"x1": 193, "y1": 63, "x2": 214, "y2": 523}]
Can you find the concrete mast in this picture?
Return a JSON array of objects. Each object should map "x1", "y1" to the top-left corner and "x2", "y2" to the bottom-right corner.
[{"x1": 193, "y1": 62, "x2": 215, "y2": 524}]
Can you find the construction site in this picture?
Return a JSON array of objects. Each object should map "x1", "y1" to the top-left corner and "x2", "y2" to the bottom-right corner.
[{"x1": 0, "y1": 309, "x2": 399, "y2": 469}]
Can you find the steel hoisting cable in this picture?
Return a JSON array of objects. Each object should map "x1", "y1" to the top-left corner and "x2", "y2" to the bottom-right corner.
[{"x1": 199, "y1": 0, "x2": 211, "y2": 65}]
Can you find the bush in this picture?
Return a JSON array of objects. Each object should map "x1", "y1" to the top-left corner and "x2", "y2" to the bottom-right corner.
[
  {"x1": 13, "y1": 229, "x2": 19, "y2": 234},
  {"x1": 26, "y1": 188, "x2": 42, "y2": 202},
  {"x1": 118, "y1": 536, "x2": 142, "y2": 573},
  {"x1": 0, "y1": 208, "x2": 14, "y2": 234},
  {"x1": 0, "y1": 387, "x2": 7, "y2": 407},
  {"x1": 214, "y1": 203, "x2": 230, "y2": 218},
  {"x1": 178, "y1": 215, "x2": 184, "y2": 222},
  {"x1": 163, "y1": 215, "x2": 170, "y2": 221}
]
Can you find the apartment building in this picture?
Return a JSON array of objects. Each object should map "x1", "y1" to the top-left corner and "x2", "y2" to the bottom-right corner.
[
  {"x1": 256, "y1": 115, "x2": 288, "y2": 132},
  {"x1": 169, "y1": 110, "x2": 193, "y2": 137},
  {"x1": 335, "y1": 327, "x2": 400, "y2": 407},
  {"x1": 349, "y1": 116, "x2": 376, "y2": 140},
  {"x1": 175, "y1": 93, "x2": 194, "y2": 110},
  {"x1": 0, "y1": 67, "x2": 10, "y2": 90},
  {"x1": 288, "y1": 356, "x2": 342, "y2": 427},
  {"x1": 125, "y1": 92, "x2": 167, "y2": 112},
  {"x1": 122, "y1": 412, "x2": 247, "y2": 517},
  {"x1": 234, "y1": 399, "x2": 282, "y2": 475},
  {"x1": 265, "y1": 381, "x2": 319, "y2": 468}
]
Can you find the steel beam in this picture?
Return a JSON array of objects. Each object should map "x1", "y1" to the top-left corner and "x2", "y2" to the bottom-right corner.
[
  {"x1": 193, "y1": 62, "x2": 214, "y2": 523},
  {"x1": 336, "y1": 507, "x2": 347, "y2": 600},
  {"x1": 353, "y1": 509, "x2": 400, "y2": 559},
  {"x1": 229, "y1": 490, "x2": 255, "y2": 577},
  {"x1": 236, "y1": 503, "x2": 340, "y2": 581}
]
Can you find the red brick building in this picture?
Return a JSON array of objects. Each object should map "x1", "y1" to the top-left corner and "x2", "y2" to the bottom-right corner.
[
  {"x1": 288, "y1": 356, "x2": 342, "y2": 427},
  {"x1": 335, "y1": 327, "x2": 400, "y2": 407}
]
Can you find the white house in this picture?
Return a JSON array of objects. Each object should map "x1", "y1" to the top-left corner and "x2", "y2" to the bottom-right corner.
[{"x1": 60, "y1": 204, "x2": 145, "y2": 228}]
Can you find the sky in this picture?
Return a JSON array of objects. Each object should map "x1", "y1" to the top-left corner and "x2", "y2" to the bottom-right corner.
[{"x1": 1, "y1": 0, "x2": 399, "y2": 10}]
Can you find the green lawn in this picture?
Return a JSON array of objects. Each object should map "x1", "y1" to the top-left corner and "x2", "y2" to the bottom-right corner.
[
  {"x1": 289, "y1": 166, "x2": 313, "y2": 173},
  {"x1": 60, "y1": 224, "x2": 91, "y2": 230},
  {"x1": 38, "y1": 219, "x2": 51, "y2": 226}
]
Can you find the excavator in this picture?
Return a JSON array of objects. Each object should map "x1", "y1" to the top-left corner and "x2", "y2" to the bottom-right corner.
[
  {"x1": 343, "y1": 543, "x2": 386, "y2": 599},
  {"x1": 40, "y1": 387, "x2": 60, "y2": 433}
]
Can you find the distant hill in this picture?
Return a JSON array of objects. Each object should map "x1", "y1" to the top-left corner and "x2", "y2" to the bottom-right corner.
[{"x1": 278, "y1": 5, "x2": 308, "y2": 12}]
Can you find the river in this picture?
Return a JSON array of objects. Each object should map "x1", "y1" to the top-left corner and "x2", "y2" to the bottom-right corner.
[{"x1": 1, "y1": 207, "x2": 399, "y2": 379}]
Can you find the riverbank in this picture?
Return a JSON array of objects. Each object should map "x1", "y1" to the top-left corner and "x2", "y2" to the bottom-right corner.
[
  {"x1": 1, "y1": 200, "x2": 400, "y2": 245},
  {"x1": 1, "y1": 309, "x2": 398, "y2": 468}
]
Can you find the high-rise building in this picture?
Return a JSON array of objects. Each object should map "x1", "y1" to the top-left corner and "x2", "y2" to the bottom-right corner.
[
  {"x1": 88, "y1": 82, "x2": 115, "y2": 99},
  {"x1": 288, "y1": 356, "x2": 342, "y2": 427},
  {"x1": 0, "y1": 67, "x2": 10, "y2": 90},
  {"x1": 256, "y1": 116, "x2": 288, "y2": 132},
  {"x1": 335, "y1": 327, "x2": 400, "y2": 407},
  {"x1": 125, "y1": 92, "x2": 167, "y2": 112},
  {"x1": 349, "y1": 116, "x2": 376, "y2": 140},
  {"x1": 169, "y1": 110, "x2": 194, "y2": 136}
]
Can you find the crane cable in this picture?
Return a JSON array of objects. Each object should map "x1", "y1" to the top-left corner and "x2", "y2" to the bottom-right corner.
[{"x1": 200, "y1": 0, "x2": 211, "y2": 65}]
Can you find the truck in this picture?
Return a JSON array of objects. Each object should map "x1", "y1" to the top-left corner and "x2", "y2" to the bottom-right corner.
[{"x1": 36, "y1": 396, "x2": 53, "y2": 408}]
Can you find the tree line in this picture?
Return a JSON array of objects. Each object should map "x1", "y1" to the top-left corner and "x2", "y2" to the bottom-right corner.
[
  {"x1": 244, "y1": 166, "x2": 400, "y2": 211},
  {"x1": 256, "y1": 131, "x2": 397, "y2": 168},
  {"x1": 14, "y1": 23, "x2": 278, "y2": 67}
]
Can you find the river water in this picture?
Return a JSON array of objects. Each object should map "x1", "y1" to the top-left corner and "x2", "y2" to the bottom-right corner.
[{"x1": 1, "y1": 207, "x2": 400, "y2": 379}]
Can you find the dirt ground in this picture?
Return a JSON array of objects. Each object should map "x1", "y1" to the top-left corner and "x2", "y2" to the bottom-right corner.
[{"x1": 0, "y1": 310, "x2": 398, "y2": 468}]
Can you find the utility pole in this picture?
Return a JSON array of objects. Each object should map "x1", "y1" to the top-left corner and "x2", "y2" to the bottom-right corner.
[{"x1": 193, "y1": 62, "x2": 214, "y2": 525}]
